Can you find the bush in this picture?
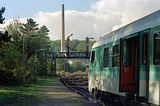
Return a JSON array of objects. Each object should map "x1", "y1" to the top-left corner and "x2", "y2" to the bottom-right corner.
[
  {"x1": 0, "y1": 69, "x2": 17, "y2": 85},
  {"x1": 0, "y1": 66, "x2": 33, "y2": 86}
]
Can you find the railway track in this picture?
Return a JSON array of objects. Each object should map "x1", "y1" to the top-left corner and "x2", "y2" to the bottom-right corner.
[
  {"x1": 60, "y1": 73, "x2": 105, "y2": 106},
  {"x1": 60, "y1": 73, "x2": 149, "y2": 106}
]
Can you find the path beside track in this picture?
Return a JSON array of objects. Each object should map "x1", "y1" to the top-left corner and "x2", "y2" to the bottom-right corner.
[{"x1": 30, "y1": 77, "x2": 98, "y2": 106}]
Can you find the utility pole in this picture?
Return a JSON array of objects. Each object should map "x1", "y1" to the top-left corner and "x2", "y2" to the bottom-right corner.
[
  {"x1": 34, "y1": 49, "x2": 44, "y2": 77},
  {"x1": 66, "y1": 33, "x2": 73, "y2": 57},
  {"x1": 66, "y1": 34, "x2": 73, "y2": 72},
  {"x1": 22, "y1": 35, "x2": 25, "y2": 65}
]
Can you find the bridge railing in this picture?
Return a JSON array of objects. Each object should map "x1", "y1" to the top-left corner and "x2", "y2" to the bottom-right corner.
[{"x1": 52, "y1": 52, "x2": 90, "y2": 59}]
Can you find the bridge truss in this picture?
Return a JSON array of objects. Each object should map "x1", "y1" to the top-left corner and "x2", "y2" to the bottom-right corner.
[{"x1": 51, "y1": 52, "x2": 90, "y2": 75}]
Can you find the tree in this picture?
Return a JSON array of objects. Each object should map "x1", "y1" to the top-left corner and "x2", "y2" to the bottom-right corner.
[
  {"x1": 20, "y1": 18, "x2": 38, "y2": 34},
  {"x1": 69, "y1": 39, "x2": 79, "y2": 51},
  {"x1": 50, "y1": 40, "x2": 60, "y2": 52},
  {"x1": 38, "y1": 25, "x2": 50, "y2": 51},
  {"x1": 0, "y1": 7, "x2": 11, "y2": 46},
  {"x1": 19, "y1": 18, "x2": 38, "y2": 60},
  {"x1": 0, "y1": 7, "x2": 5, "y2": 24},
  {"x1": 6, "y1": 20, "x2": 23, "y2": 52},
  {"x1": 0, "y1": 17, "x2": 51, "y2": 85},
  {"x1": 0, "y1": 9, "x2": 23, "y2": 85},
  {"x1": 18, "y1": 18, "x2": 51, "y2": 76}
]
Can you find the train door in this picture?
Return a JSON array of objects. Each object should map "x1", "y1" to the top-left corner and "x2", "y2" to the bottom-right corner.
[
  {"x1": 120, "y1": 35, "x2": 140, "y2": 93},
  {"x1": 140, "y1": 30, "x2": 150, "y2": 97}
]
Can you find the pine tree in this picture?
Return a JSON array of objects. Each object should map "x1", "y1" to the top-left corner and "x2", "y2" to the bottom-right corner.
[
  {"x1": 0, "y1": 7, "x2": 11, "y2": 44},
  {"x1": 0, "y1": 7, "x2": 5, "y2": 24}
]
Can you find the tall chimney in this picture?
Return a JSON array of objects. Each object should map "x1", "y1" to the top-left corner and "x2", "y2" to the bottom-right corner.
[{"x1": 61, "y1": 4, "x2": 65, "y2": 52}]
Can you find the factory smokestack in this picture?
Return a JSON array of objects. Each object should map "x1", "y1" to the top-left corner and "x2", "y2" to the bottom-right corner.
[{"x1": 61, "y1": 4, "x2": 65, "y2": 52}]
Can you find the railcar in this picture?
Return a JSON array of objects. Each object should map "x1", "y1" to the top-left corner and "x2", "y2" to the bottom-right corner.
[{"x1": 89, "y1": 10, "x2": 160, "y2": 106}]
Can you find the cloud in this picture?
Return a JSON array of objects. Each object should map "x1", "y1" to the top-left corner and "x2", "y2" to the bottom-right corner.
[
  {"x1": 0, "y1": 18, "x2": 27, "y2": 31},
  {"x1": 92, "y1": 0, "x2": 160, "y2": 30},
  {"x1": 34, "y1": 11, "x2": 61, "y2": 40},
  {"x1": 4, "y1": 0, "x2": 160, "y2": 40},
  {"x1": 34, "y1": 9, "x2": 122, "y2": 40}
]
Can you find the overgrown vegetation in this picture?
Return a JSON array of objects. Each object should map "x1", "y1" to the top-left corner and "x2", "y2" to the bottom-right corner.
[{"x1": 0, "y1": 7, "x2": 51, "y2": 85}]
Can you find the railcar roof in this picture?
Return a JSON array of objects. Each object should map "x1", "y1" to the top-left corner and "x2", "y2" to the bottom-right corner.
[{"x1": 92, "y1": 10, "x2": 160, "y2": 48}]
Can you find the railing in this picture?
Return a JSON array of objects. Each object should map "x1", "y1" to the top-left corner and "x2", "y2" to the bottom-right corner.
[{"x1": 52, "y1": 52, "x2": 90, "y2": 59}]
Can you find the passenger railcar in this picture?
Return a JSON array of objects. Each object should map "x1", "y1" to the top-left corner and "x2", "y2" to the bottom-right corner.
[{"x1": 89, "y1": 10, "x2": 160, "y2": 106}]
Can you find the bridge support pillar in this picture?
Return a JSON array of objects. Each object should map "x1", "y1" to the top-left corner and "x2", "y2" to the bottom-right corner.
[{"x1": 51, "y1": 56, "x2": 56, "y2": 76}]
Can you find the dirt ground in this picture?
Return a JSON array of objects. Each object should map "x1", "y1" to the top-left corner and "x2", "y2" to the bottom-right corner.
[{"x1": 29, "y1": 77, "x2": 98, "y2": 106}]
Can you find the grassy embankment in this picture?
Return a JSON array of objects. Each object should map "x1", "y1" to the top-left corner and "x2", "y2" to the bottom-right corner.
[{"x1": 0, "y1": 77, "x2": 50, "y2": 106}]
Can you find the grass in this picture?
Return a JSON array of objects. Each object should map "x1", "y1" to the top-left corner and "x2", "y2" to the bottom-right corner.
[
  {"x1": 72, "y1": 98, "x2": 81, "y2": 104},
  {"x1": 0, "y1": 77, "x2": 47, "y2": 106}
]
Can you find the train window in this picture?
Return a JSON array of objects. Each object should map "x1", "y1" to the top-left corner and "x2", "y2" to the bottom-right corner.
[
  {"x1": 112, "y1": 45, "x2": 119, "y2": 67},
  {"x1": 142, "y1": 32, "x2": 148, "y2": 65},
  {"x1": 154, "y1": 32, "x2": 160, "y2": 65},
  {"x1": 123, "y1": 40, "x2": 132, "y2": 66},
  {"x1": 103, "y1": 48, "x2": 109, "y2": 67},
  {"x1": 91, "y1": 51, "x2": 95, "y2": 63}
]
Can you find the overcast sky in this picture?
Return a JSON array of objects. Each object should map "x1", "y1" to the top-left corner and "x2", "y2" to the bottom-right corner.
[{"x1": 1, "y1": 0, "x2": 160, "y2": 40}]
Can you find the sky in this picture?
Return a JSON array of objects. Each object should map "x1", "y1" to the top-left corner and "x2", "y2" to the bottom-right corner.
[{"x1": 0, "y1": 0, "x2": 160, "y2": 40}]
